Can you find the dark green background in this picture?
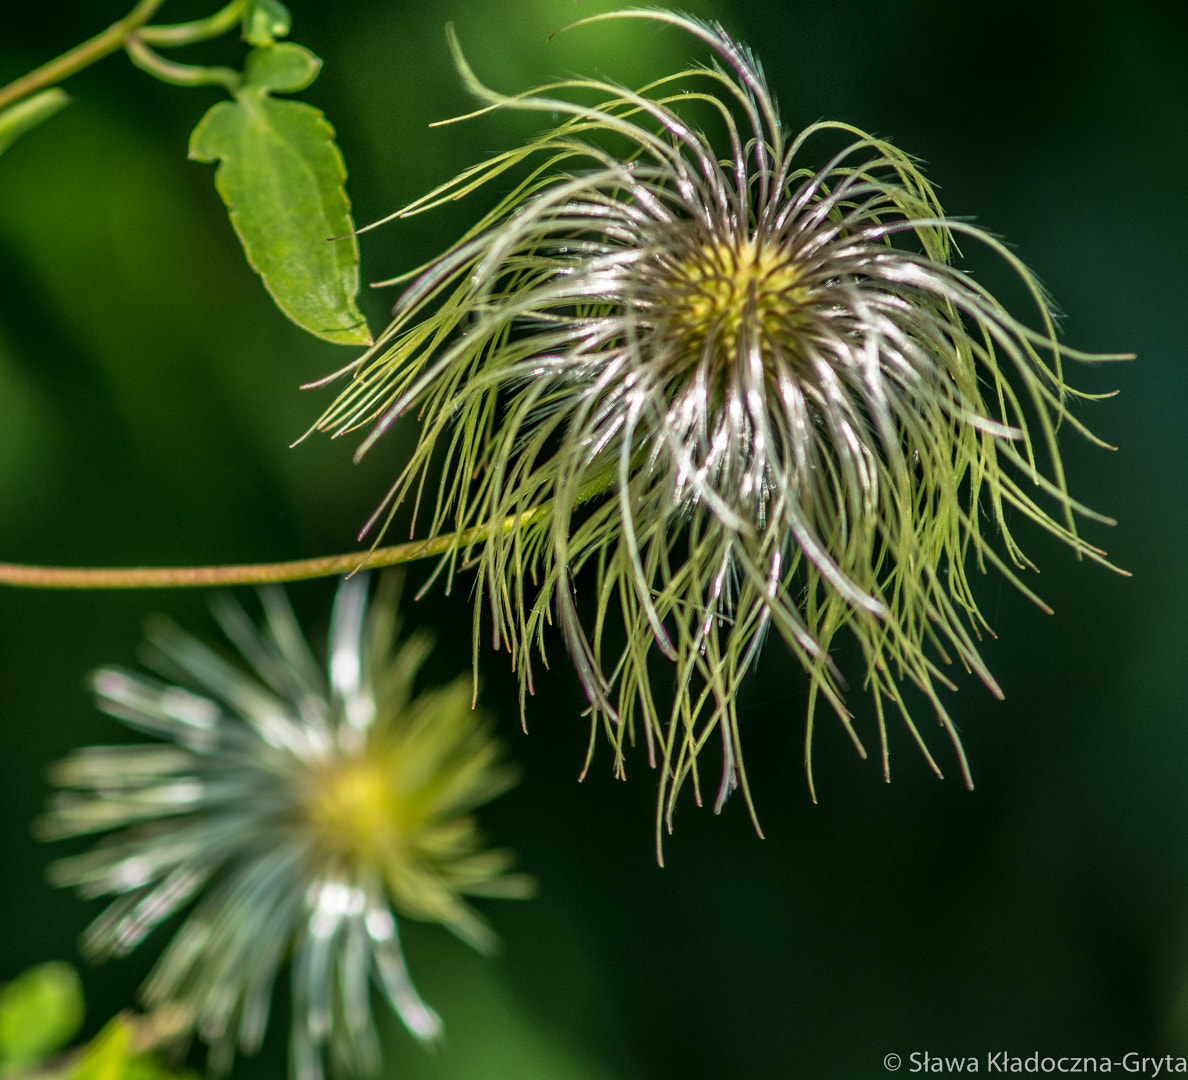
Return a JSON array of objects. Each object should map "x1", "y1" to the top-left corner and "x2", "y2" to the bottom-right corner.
[{"x1": 2, "y1": 1, "x2": 1185, "y2": 1077}]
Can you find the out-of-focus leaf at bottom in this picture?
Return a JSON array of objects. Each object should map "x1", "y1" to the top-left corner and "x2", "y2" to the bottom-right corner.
[{"x1": 0, "y1": 961, "x2": 84, "y2": 1071}]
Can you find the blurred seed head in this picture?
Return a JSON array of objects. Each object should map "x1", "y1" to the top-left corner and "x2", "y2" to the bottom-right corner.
[{"x1": 41, "y1": 574, "x2": 532, "y2": 1080}]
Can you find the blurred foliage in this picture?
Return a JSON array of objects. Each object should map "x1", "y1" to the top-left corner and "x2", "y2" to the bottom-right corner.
[
  {"x1": 0, "y1": 90, "x2": 72, "y2": 158},
  {"x1": 65, "y1": 1020, "x2": 168, "y2": 1080},
  {"x1": 0, "y1": 962, "x2": 84, "y2": 1073},
  {"x1": 0, "y1": 963, "x2": 192, "y2": 1080},
  {"x1": 1, "y1": 1, "x2": 1186, "y2": 1078}
]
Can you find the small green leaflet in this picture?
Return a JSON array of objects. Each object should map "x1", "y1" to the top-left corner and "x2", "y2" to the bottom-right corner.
[
  {"x1": 190, "y1": 44, "x2": 370, "y2": 346},
  {"x1": 243, "y1": 0, "x2": 292, "y2": 46}
]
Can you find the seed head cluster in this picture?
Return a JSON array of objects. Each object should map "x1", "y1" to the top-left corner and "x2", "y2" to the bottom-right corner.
[
  {"x1": 312, "y1": 10, "x2": 1123, "y2": 851},
  {"x1": 42, "y1": 575, "x2": 530, "y2": 1080}
]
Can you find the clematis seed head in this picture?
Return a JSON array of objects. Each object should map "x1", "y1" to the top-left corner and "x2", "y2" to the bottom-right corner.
[{"x1": 311, "y1": 10, "x2": 1128, "y2": 857}]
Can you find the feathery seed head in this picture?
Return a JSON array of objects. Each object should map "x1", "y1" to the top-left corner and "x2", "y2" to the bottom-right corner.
[
  {"x1": 311, "y1": 10, "x2": 1126, "y2": 856},
  {"x1": 41, "y1": 574, "x2": 531, "y2": 1080}
]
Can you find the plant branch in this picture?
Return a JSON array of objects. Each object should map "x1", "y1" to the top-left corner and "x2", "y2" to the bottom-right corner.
[
  {"x1": 0, "y1": 0, "x2": 168, "y2": 113},
  {"x1": 138, "y1": 0, "x2": 247, "y2": 47},
  {"x1": 125, "y1": 34, "x2": 241, "y2": 91},
  {"x1": 0, "y1": 510, "x2": 546, "y2": 590}
]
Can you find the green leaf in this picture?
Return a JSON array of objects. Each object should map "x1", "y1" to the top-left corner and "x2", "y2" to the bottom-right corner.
[
  {"x1": 243, "y1": 0, "x2": 292, "y2": 46},
  {"x1": 243, "y1": 38, "x2": 318, "y2": 93},
  {"x1": 0, "y1": 89, "x2": 71, "y2": 157},
  {"x1": 63, "y1": 1016, "x2": 198, "y2": 1080},
  {"x1": 189, "y1": 44, "x2": 370, "y2": 346},
  {"x1": 0, "y1": 962, "x2": 84, "y2": 1069},
  {"x1": 64, "y1": 1018, "x2": 131, "y2": 1080}
]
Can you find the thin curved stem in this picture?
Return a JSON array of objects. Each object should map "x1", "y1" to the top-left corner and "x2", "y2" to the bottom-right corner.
[
  {"x1": 0, "y1": 0, "x2": 251, "y2": 114},
  {"x1": 138, "y1": 0, "x2": 247, "y2": 48},
  {"x1": 0, "y1": 509, "x2": 545, "y2": 590},
  {"x1": 0, "y1": 0, "x2": 167, "y2": 113},
  {"x1": 125, "y1": 34, "x2": 241, "y2": 91}
]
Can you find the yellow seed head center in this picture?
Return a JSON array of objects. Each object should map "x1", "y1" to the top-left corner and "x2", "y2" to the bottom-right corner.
[
  {"x1": 305, "y1": 755, "x2": 404, "y2": 862},
  {"x1": 663, "y1": 239, "x2": 809, "y2": 363}
]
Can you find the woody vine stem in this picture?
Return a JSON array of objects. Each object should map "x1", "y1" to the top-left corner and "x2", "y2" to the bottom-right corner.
[{"x1": 0, "y1": 510, "x2": 543, "y2": 589}]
